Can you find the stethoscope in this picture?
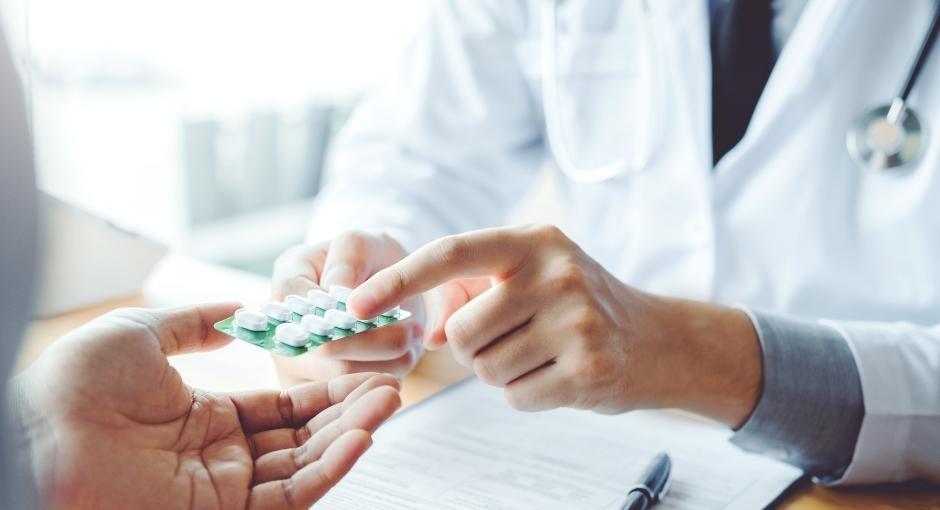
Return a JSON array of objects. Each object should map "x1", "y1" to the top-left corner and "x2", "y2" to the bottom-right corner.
[
  {"x1": 539, "y1": 0, "x2": 658, "y2": 183},
  {"x1": 540, "y1": 0, "x2": 940, "y2": 183},
  {"x1": 847, "y1": 1, "x2": 939, "y2": 171}
]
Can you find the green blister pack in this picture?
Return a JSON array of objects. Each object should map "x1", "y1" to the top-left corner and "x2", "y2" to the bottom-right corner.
[{"x1": 213, "y1": 286, "x2": 410, "y2": 357}]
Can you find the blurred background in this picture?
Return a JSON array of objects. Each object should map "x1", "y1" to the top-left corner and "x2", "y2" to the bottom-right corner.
[
  {"x1": 4, "y1": 0, "x2": 448, "y2": 387},
  {"x1": 3, "y1": 0, "x2": 490, "y2": 388},
  {"x1": 2, "y1": 0, "x2": 430, "y2": 277}
]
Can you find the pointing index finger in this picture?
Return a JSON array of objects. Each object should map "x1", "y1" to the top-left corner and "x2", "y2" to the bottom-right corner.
[{"x1": 347, "y1": 228, "x2": 529, "y2": 318}]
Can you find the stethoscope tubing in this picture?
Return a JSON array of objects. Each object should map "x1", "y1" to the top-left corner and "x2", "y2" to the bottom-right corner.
[
  {"x1": 539, "y1": 0, "x2": 657, "y2": 183},
  {"x1": 898, "y1": 0, "x2": 940, "y2": 102}
]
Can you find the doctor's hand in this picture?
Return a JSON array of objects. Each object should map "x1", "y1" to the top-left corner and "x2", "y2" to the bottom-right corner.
[
  {"x1": 271, "y1": 232, "x2": 425, "y2": 386},
  {"x1": 14, "y1": 303, "x2": 401, "y2": 510},
  {"x1": 347, "y1": 225, "x2": 763, "y2": 427}
]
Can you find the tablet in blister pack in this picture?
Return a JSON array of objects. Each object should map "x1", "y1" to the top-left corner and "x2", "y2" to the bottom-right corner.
[{"x1": 213, "y1": 285, "x2": 410, "y2": 357}]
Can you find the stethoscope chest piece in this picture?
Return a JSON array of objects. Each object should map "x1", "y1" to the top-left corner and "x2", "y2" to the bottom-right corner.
[
  {"x1": 847, "y1": 0, "x2": 939, "y2": 172},
  {"x1": 847, "y1": 101, "x2": 926, "y2": 171}
]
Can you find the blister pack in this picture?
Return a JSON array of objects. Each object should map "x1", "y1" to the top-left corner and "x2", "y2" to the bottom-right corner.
[{"x1": 213, "y1": 285, "x2": 410, "y2": 357}]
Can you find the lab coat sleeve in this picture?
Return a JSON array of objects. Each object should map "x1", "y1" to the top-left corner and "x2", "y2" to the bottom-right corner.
[
  {"x1": 732, "y1": 309, "x2": 940, "y2": 485},
  {"x1": 824, "y1": 319, "x2": 940, "y2": 484},
  {"x1": 305, "y1": 1, "x2": 544, "y2": 252}
]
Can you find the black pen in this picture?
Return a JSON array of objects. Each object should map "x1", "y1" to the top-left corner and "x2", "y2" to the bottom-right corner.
[{"x1": 619, "y1": 452, "x2": 672, "y2": 510}]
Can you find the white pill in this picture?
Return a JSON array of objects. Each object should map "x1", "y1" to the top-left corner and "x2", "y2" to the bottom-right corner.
[
  {"x1": 301, "y1": 315, "x2": 333, "y2": 336},
  {"x1": 307, "y1": 289, "x2": 337, "y2": 310},
  {"x1": 275, "y1": 322, "x2": 310, "y2": 347},
  {"x1": 329, "y1": 284, "x2": 352, "y2": 303},
  {"x1": 263, "y1": 302, "x2": 292, "y2": 322},
  {"x1": 284, "y1": 295, "x2": 314, "y2": 315},
  {"x1": 380, "y1": 305, "x2": 400, "y2": 318},
  {"x1": 234, "y1": 309, "x2": 268, "y2": 332},
  {"x1": 324, "y1": 309, "x2": 357, "y2": 330}
]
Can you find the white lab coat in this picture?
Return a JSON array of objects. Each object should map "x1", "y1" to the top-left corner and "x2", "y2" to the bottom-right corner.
[{"x1": 307, "y1": 0, "x2": 940, "y2": 484}]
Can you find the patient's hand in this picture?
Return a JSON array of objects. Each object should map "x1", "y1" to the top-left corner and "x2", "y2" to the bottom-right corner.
[
  {"x1": 271, "y1": 232, "x2": 425, "y2": 385},
  {"x1": 15, "y1": 303, "x2": 401, "y2": 509}
]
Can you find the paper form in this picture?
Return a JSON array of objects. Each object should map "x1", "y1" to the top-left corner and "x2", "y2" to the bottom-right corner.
[{"x1": 315, "y1": 379, "x2": 803, "y2": 510}]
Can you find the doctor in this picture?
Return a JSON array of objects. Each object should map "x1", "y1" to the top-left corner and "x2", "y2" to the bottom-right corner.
[{"x1": 272, "y1": 0, "x2": 940, "y2": 485}]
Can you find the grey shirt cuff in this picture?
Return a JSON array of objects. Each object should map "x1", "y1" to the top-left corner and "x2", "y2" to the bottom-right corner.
[{"x1": 730, "y1": 309, "x2": 865, "y2": 482}]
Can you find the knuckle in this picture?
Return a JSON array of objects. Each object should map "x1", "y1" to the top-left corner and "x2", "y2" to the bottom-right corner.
[
  {"x1": 585, "y1": 353, "x2": 612, "y2": 379},
  {"x1": 570, "y1": 350, "x2": 610, "y2": 382},
  {"x1": 434, "y1": 236, "x2": 473, "y2": 266},
  {"x1": 532, "y1": 223, "x2": 569, "y2": 245},
  {"x1": 572, "y1": 309, "x2": 604, "y2": 339},
  {"x1": 385, "y1": 267, "x2": 408, "y2": 298},
  {"x1": 281, "y1": 477, "x2": 298, "y2": 507},
  {"x1": 274, "y1": 244, "x2": 307, "y2": 266},
  {"x1": 290, "y1": 443, "x2": 306, "y2": 470},
  {"x1": 504, "y1": 387, "x2": 533, "y2": 411},
  {"x1": 276, "y1": 389, "x2": 295, "y2": 425},
  {"x1": 535, "y1": 223, "x2": 563, "y2": 238},
  {"x1": 553, "y1": 263, "x2": 588, "y2": 293},
  {"x1": 565, "y1": 355, "x2": 586, "y2": 379},
  {"x1": 334, "y1": 230, "x2": 369, "y2": 249},
  {"x1": 443, "y1": 317, "x2": 472, "y2": 353},
  {"x1": 472, "y1": 356, "x2": 501, "y2": 386},
  {"x1": 569, "y1": 391, "x2": 599, "y2": 411},
  {"x1": 330, "y1": 232, "x2": 372, "y2": 269},
  {"x1": 294, "y1": 423, "x2": 312, "y2": 445},
  {"x1": 385, "y1": 328, "x2": 411, "y2": 357}
]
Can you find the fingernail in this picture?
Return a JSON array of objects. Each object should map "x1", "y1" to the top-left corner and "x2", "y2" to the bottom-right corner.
[
  {"x1": 423, "y1": 330, "x2": 446, "y2": 351},
  {"x1": 322, "y1": 264, "x2": 357, "y2": 288}
]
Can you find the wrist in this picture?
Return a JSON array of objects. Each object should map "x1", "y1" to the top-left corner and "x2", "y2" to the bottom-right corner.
[{"x1": 653, "y1": 297, "x2": 763, "y2": 427}]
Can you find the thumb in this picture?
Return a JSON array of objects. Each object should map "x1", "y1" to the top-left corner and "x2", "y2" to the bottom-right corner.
[
  {"x1": 271, "y1": 242, "x2": 329, "y2": 300},
  {"x1": 320, "y1": 231, "x2": 378, "y2": 290},
  {"x1": 137, "y1": 302, "x2": 241, "y2": 356}
]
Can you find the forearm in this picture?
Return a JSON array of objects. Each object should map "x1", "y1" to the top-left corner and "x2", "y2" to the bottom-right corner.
[{"x1": 653, "y1": 297, "x2": 864, "y2": 480}]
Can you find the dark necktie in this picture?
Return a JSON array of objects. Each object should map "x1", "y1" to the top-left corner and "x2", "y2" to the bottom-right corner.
[{"x1": 711, "y1": 0, "x2": 777, "y2": 164}]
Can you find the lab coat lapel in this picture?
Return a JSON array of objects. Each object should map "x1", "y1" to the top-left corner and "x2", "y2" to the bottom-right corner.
[{"x1": 715, "y1": 0, "x2": 850, "y2": 174}]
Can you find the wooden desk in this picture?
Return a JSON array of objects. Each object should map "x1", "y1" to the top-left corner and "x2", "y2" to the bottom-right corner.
[{"x1": 20, "y1": 297, "x2": 940, "y2": 510}]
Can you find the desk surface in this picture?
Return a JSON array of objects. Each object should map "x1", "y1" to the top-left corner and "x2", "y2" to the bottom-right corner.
[{"x1": 20, "y1": 296, "x2": 940, "y2": 510}]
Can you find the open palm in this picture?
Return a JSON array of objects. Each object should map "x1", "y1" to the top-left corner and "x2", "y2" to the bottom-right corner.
[{"x1": 18, "y1": 303, "x2": 400, "y2": 509}]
